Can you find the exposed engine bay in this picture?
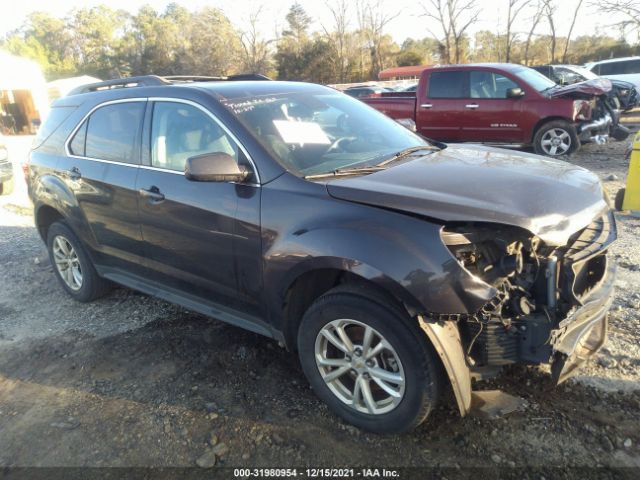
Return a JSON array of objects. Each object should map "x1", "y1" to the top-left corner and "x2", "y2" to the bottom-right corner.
[
  {"x1": 440, "y1": 212, "x2": 616, "y2": 377},
  {"x1": 550, "y1": 78, "x2": 630, "y2": 144}
]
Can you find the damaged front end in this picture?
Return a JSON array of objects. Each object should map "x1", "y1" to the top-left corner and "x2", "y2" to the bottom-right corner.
[
  {"x1": 438, "y1": 210, "x2": 616, "y2": 388},
  {"x1": 551, "y1": 78, "x2": 630, "y2": 144}
]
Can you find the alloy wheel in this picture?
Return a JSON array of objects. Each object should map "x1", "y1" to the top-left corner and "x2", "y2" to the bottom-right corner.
[
  {"x1": 540, "y1": 128, "x2": 572, "y2": 156},
  {"x1": 52, "y1": 235, "x2": 83, "y2": 291},
  {"x1": 314, "y1": 319, "x2": 405, "y2": 415}
]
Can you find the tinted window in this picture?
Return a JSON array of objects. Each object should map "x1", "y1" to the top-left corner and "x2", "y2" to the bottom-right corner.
[
  {"x1": 151, "y1": 102, "x2": 239, "y2": 172},
  {"x1": 428, "y1": 71, "x2": 467, "y2": 98},
  {"x1": 599, "y1": 59, "x2": 640, "y2": 75},
  {"x1": 69, "y1": 120, "x2": 87, "y2": 156},
  {"x1": 470, "y1": 71, "x2": 519, "y2": 98},
  {"x1": 85, "y1": 102, "x2": 144, "y2": 163}
]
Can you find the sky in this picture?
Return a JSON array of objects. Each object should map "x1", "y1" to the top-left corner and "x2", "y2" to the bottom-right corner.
[{"x1": 0, "y1": 0, "x2": 628, "y2": 45}]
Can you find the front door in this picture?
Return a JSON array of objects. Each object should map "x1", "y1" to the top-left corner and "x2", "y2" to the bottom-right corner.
[
  {"x1": 460, "y1": 70, "x2": 525, "y2": 143},
  {"x1": 136, "y1": 99, "x2": 261, "y2": 313}
]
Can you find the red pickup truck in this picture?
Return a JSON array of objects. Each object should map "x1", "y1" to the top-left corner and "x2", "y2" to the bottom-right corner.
[{"x1": 362, "y1": 63, "x2": 629, "y2": 156}]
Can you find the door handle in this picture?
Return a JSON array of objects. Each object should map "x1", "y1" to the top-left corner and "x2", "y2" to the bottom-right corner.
[
  {"x1": 139, "y1": 186, "x2": 165, "y2": 203},
  {"x1": 65, "y1": 167, "x2": 81, "y2": 180},
  {"x1": 465, "y1": 104, "x2": 479, "y2": 109},
  {"x1": 420, "y1": 104, "x2": 433, "y2": 109}
]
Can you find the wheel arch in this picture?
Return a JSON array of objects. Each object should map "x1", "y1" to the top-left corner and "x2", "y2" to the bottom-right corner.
[
  {"x1": 280, "y1": 262, "x2": 424, "y2": 352},
  {"x1": 35, "y1": 203, "x2": 65, "y2": 242},
  {"x1": 283, "y1": 268, "x2": 473, "y2": 418},
  {"x1": 530, "y1": 116, "x2": 575, "y2": 144}
]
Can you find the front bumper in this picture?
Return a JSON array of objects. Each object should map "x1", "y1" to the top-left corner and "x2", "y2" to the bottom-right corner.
[{"x1": 550, "y1": 259, "x2": 616, "y2": 383}]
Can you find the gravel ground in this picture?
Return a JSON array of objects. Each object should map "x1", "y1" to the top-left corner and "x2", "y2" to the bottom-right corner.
[{"x1": 0, "y1": 135, "x2": 639, "y2": 473}]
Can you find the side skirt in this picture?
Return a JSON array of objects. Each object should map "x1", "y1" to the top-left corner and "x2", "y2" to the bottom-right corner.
[{"x1": 96, "y1": 266, "x2": 278, "y2": 340}]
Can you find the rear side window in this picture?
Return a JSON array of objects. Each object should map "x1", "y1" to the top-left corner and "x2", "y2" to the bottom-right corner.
[
  {"x1": 599, "y1": 60, "x2": 640, "y2": 75},
  {"x1": 84, "y1": 102, "x2": 145, "y2": 164},
  {"x1": 428, "y1": 71, "x2": 467, "y2": 98},
  {"x1": 69, "y1": 121, "x2": 87, "y2": 156}
]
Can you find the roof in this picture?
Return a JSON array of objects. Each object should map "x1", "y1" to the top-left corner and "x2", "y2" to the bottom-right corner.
[
  {"x1": 430, "y1": 63, "x2": 529, "y2": 72},
  {"x1": 378, "y1": 65, "x2": 430, "y2": 79},
  {"x1": 52, "y1": 78, "x2": 334, "y2": 107}
]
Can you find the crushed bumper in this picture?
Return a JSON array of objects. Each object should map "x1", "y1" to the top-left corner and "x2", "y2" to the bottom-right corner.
[{"x1": 550, "y1": 260, "x2": 616, "y2": 384}]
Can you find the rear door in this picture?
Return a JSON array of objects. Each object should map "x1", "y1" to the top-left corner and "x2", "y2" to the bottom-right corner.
[
  {"x1": 135, "y1": 99, "x2": 262, "y2": 314},
  {"x1": 461, "y1": 70, "x2": 525, "y2": 143},
  {"x1": 60, "y1": 99, "x2": 146, "y2": 271},
  {"x1": 416, "y1": 70, "x2": 468, "y2": 141}
]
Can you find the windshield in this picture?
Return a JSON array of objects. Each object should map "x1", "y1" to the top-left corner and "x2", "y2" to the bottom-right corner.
[
  {"x1": 220, "y1": 90, "x2": 430, "y2": 177},
  {"x1": 513, "y1": 67, "x2": 558, "y2": 92}
]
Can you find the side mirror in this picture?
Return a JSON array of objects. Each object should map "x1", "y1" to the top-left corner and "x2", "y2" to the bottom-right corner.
[
  {"x1": 506, "y1": 87, "x2": 525, "y2": 99},
  {"x1": 185, "y1": 152, "x2": 249, "y2": 182}
]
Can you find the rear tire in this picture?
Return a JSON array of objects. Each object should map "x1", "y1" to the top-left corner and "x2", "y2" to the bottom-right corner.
[
  {"x1": 297, "y1": 285, "x2": 441, "y2": 433},
  {"x1": 46, "y1": 221, "x2": 111, "y2": 302},
  {"x1": 533, "y1": 120, "x2": 579, "y2": 157}
]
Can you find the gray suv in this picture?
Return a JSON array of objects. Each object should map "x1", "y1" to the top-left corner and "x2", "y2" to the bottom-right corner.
[{"x1": 26, "y1": 75, "x2": 617, "y2": 433}]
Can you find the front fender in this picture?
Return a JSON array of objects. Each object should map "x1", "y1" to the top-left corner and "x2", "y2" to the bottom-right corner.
[{"x1": 261, "y1": 176, "x2": 497, "y2": 326}]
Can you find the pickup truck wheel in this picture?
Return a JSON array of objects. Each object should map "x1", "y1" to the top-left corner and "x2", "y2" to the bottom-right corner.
[
  {"x1": 534, "y1": 120, "x2": 579, "y2": 157},
  {"x1": 46, "y1": 221, "x2": 111, "y2": 302},
  {"x1": 297, "y1": 285, "x2": 441, "y2": 433}
]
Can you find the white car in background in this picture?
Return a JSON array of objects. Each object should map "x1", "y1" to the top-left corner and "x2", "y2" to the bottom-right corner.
[{"x1": 586, "y1": 56, "x2": 640, "y2": 89}]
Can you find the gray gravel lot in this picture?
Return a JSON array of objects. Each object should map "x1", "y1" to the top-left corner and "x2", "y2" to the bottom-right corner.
[{"x1": 0, "y1": 135, "x2": 639, "y2": 472}]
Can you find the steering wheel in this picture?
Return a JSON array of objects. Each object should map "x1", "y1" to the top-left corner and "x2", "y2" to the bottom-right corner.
[{"x1": 325, "y1": 136, "x2": 356, "y2": 154}]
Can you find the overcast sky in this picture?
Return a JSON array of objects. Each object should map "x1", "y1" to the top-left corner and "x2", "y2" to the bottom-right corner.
[{"x1": 0, "y1": 0, "x2": 627, "y2": 44}]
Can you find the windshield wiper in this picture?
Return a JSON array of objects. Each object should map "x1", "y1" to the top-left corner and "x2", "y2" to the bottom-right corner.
[
  {"x1": 375, "y1": 146, "x2": 438, "y2": 167},
  {"x1": 304, "y1": 146, "x2": 439, "y2": 180},
  {"x1": 304, "y1": 166, "x2": 385, "y2": 180}
]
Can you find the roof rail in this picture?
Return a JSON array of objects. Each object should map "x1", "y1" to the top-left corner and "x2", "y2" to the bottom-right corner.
[{"x1": 67, "y1": 73, "x2": 272, "y2": 96}]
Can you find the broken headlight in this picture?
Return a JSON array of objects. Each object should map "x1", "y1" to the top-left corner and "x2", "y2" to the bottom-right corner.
[{"x1": 441, "y1": 225, "x2": 543, "y2": 317}]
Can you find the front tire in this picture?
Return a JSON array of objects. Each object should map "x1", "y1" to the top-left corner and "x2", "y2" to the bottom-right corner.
[
  {"x1": 46, "y1": 221, "x2": 111, "y2": 302},
  {"x1": 297, "y1": 285, "x2": 441, "y2": 433},
  {"x1": 533, "y1": 120, "x2": 579, "y2": 157}
]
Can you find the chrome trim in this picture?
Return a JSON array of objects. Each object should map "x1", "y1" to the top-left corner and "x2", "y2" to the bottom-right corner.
[
  {"x1": 149, "y1": 97, "x2": 261, "y2": 184},
  {"x1": 63, "y1": 97, "x2": 262, "y2": 185}
]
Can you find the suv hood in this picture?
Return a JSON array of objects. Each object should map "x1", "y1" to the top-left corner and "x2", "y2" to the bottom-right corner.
[{"x1": 326, "y1": 145, "x2": 608, "y2": 246}]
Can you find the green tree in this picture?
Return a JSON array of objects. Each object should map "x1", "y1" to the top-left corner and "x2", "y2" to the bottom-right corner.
[
  {"x1": 276, "y1": 3, "x2": 314, "y2": 80},
  {"x1": 1, "y1": 12, "x2": 75, "y2": 78},
  {"x1": 69, "y1": 5, "x2": 130, "y2": 78}
]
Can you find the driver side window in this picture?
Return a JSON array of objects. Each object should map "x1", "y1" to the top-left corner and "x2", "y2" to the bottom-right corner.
[
  {"x1": 470, "y1": 71, "x2": 519, "y2": 99},
  {"x1": 151, "y1": 102, "x2": 239, "y2": 171}
]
